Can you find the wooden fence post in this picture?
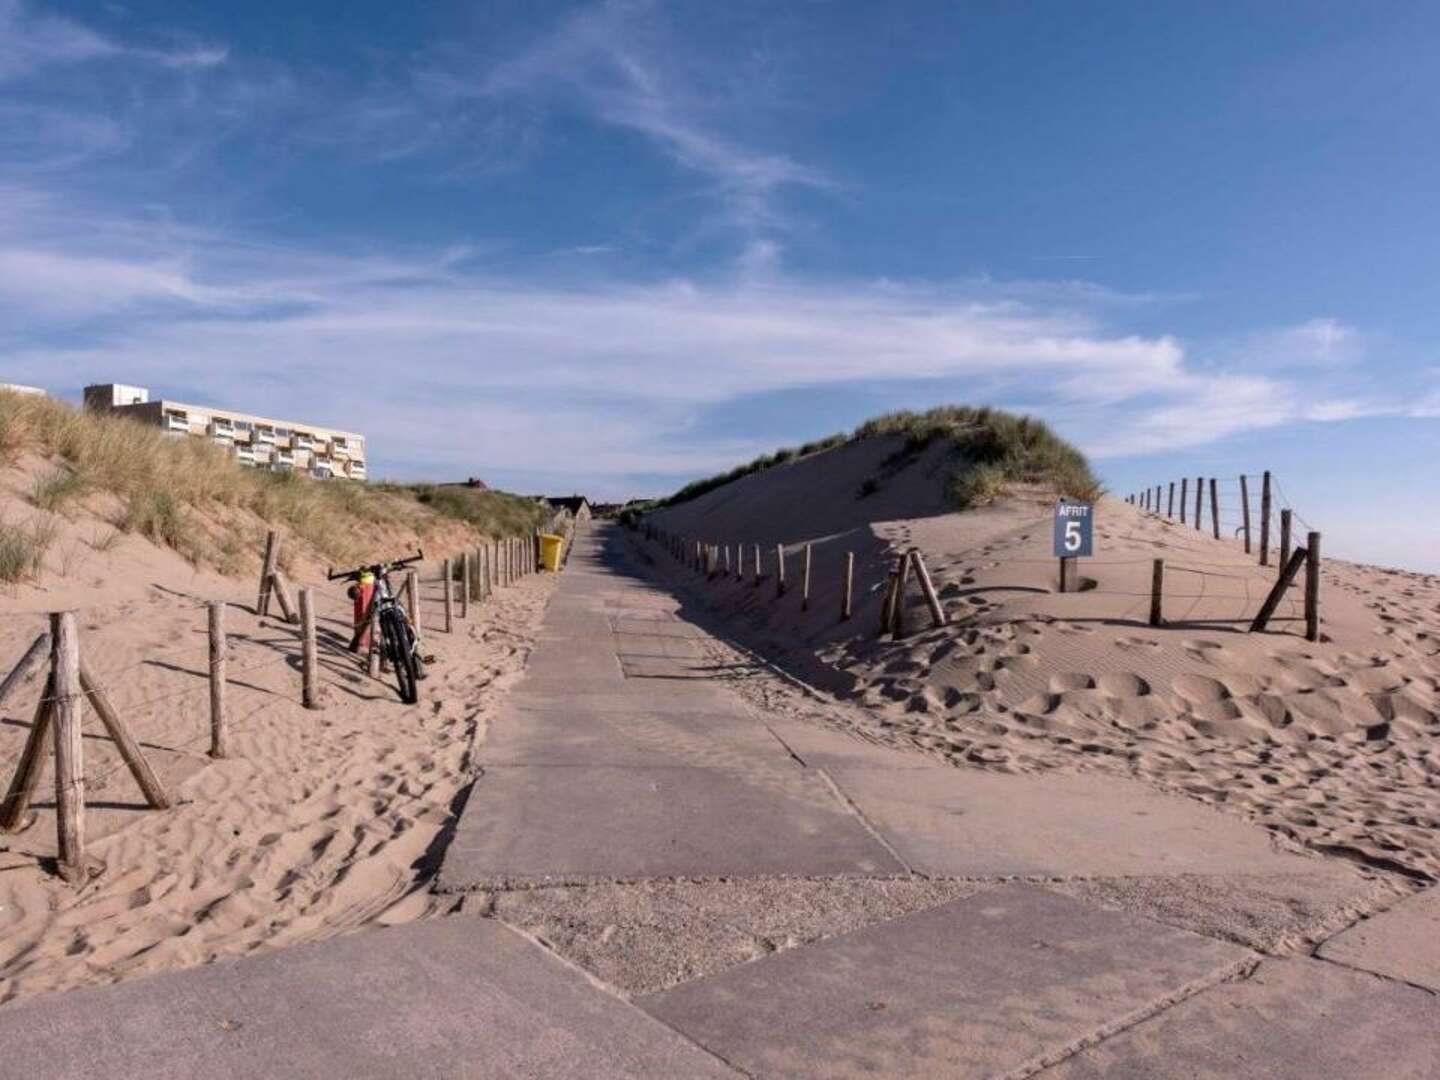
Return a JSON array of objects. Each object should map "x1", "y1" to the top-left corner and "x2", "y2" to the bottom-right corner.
[
  {"x1": 1250, "y1": 544, "x2": 1309, "y2": 633},
  {"x1": 1209, "y1": 478, "x2": 1220, "y2": 540},
  {"x1": 209, "y1": 602, "x2": 227, "y2": 758},
  {"x1": 404, "y1": 569, "x2": 419, "y2": 630},
  {"x1": 0, "y1": 670, "x2": 54, "y2": 832},
  {"x1": 802, "y1": 544, "x2": 812, "y2": 611},
  {"x1": 442, "y1": 559, "x2": 454, "y2": 632},
  {"x1": 461, "y1": 553, "x2": 472, "y2": 617},
  {"x1": 300, "y1": 587, "x2": 319, "y2": 710},
  {"x1": 1305, "y1": 532, "x2": 1321, "y2": 642},
  {"x1": 51, "y1": 612, "x2": 86, "y2": 886},
  {"x1": 1180, "y1": 477, "x2": 1188, "y2": 524},
  {"x1": 753, "y1": 543, "x2": 762, "y2": 587},
  {"x1": 368, "y1": 602, "x2": 382, "y2": 678},
  {"x1": 879, "y1": 561, "x2": 901, "y2": 637},
  {"x1": 892, "y1": 551, "x2": 913, "y2": 637},
  {"x1": 776, "y1": 544, "x2": 787, "y2": 597},
  {"x1": 1280, "y1": 509, "x2": 1292, "y2": 568},
  {"x1": 842, "y1": 552, "x2": 854, "y2": 621},
  {"x1": 0, "y1": 632, "x2": 49, "y2": 712},
  {"x1": 1167, "y1": 482, "x2": 1175, "y2": 518},
  {"x1": 1194, "y1": 477, "x2": 1203, "y2": 530},
  {"x1": 257, "y1": 530, "x2": 279, "y2": 615},
  {"x1": 910, "y1": 549, "x2": 947, "y2": 628},
  {"x1": 735, "y1": 543, "x2": 744, "y2": 581},
  {"x1": 1149, "y1": 559, "x2": 1164, "y2": 627},
  {"x1": 1259, "y1": 471, "x2": 1272, "y2": 567},
  {"x1": 270, "y1": 569, "x2": 299, "y2": 625},
  {"x1": 1239, "y1": 475, "x2": 1252, "y2": 554}
]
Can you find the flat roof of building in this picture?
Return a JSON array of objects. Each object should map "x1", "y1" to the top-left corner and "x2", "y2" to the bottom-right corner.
[{"x1": 144, "y1": 399, "x2": 365, "y2": 442}]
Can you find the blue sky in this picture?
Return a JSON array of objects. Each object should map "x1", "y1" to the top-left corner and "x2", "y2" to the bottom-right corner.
[{"x1": 1, "y1": 2, "x2": 1437, "y2": 571}]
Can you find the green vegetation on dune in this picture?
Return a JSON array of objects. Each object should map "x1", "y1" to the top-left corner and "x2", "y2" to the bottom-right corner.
[
  {"x1": 0, "y1": 389, "x2": 546, "y2": 578},
  {"x1": 662, "y1": 405, "x2": 1100, "y2": 510}
]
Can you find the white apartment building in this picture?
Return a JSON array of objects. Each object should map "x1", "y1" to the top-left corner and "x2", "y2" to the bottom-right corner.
[{"x1": 83, "y1": 384, "x2": 367, "y2": 481}]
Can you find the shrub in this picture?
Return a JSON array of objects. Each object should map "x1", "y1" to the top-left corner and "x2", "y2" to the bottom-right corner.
[
  {"x1": 0, "y1": 515, "x2": 56, "y2": 582},
  {"x1": 31, "y1": 467, "x2": 90, "y2": 512}
]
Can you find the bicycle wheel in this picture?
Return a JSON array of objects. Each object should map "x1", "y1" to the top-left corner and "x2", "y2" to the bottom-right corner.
[{"x1": 380, "y1": 607, "x2": 420, "y2": 704}]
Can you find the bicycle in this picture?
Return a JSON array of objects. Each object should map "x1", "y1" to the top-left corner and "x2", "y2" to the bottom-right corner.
[{"x1": 328, "y1": 551, "x2": 427, "y2": 704}]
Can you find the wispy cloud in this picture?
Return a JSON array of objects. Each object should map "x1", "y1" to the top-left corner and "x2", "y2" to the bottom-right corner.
[{"x1": 0, "y1": 0, "x2": 225, "y2": 81}]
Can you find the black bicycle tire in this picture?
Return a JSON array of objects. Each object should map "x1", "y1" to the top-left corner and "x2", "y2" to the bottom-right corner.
[{"x1": 381, "y1": 607, "x2": 420, "y2": 704}]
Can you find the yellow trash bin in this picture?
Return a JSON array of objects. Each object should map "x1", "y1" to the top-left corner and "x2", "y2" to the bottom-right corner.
[{"x1": 539, "y1": 533, "x2": 564, "y2": 571}]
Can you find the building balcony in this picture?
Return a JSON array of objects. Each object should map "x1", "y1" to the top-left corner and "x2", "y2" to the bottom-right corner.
[
  {"x1": 164, "y1": 414, "x2": 190, "y2": 433},
  {"x1": 254, "y1": 429, "x2": 276, "y2": 444}
]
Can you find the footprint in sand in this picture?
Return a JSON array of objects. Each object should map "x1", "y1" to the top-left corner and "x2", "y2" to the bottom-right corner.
[
  {"x1": 1096, "y1": 672, "x2": 1150, "y2": 697},
  {"x1": 1115, "y1": 636, "x2": 1162, "y2": 651},
  {"x1": 1049, "y1": 672, "x2": 1096, "y2": 692},
  {"x1": 1172, "y1": 673, "x2": 1231, "y2": 703}
]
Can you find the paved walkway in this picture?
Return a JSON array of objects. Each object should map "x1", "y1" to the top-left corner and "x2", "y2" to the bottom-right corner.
[{"x1": 1, "y1": 523, "x2": 1434, "y2": 1078}]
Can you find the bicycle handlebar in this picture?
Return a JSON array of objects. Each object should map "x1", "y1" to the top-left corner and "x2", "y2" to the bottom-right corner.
[{"x1": 326, "y1": 550, "x2": 425, "y2": 581}]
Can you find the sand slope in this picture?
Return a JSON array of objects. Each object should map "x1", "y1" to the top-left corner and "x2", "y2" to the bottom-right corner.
[{"x1": 647, "y1": 449, "x2": 1440, "y2": 882}]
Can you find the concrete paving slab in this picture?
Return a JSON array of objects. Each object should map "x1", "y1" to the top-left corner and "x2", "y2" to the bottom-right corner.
[
  {"x1": 438, "y1": 763, "x2": 903, "y2": 889},
  {"x1": 765, "y1": 717, "x2": 939, "y2": 770},
  {"x1": 478, "y1": 706, "x2": 796, "y2": 767},
  {"x1": 824, "y1": 763, "x2": 1341, "y2": 877},
  {"x1": 1042, "y1": 957, "x2": 1440, "y2": 1079},
  {"x1": 0, "y1": 917, "x2": 738, "y2": 1080},
  {"x1": 640, "y1": 884, "x2": 1252, "y2": 1079},
  {"x1": 1317, "y1": 886, "x2": 1440, "y2": 991}
]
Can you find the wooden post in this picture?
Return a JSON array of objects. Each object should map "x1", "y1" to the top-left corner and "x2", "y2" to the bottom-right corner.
[
  {"x1": 1259, "y1": 471, "x2": 1272, "y2": 567},
  {"x1": 442, "y1": 559, "x2": 454, "y2": 632},
  {"x1": 51, "y1": 612, "x2": 86, "y2": 885},
  {"x1": 0, "y1": 671, "x2": 55, "y2": 832},
  {"x1": 270, "y1": 569, "x2": 298, "y2": 624},
  {"x1": 461, "y1": 553, "x2": 472, "y2": 617},
  {"x1": 1250, "y1": 543, "x2": 1309, "y2": 633},
  {"x1": 736, "y1": 543, "x2": 744, "y2": 582},
  {"x1": 842, "y1": 552, "x2": 854, "y2": 621},
  {"x1": 723, "y1": 544, "x2": 731, "y2": 576},
  {"x1": 878, "y1": 562, "x2": 901, "y2": 637},
  {"x1": 208, "y1": 602, "x2": 227, "y2": 758},
  {"x1": 1305, "y1": 532, "x2": 1321, "y2": 642},
  {"x1": 77, "y1": 663, "x2": 169, "y2": 809},
  {"x1": 257, "y1": 530, "x2": 279, "y2": 615},
  {"x1": 1280, "y1": 508, "x2": 1292, "y2": 568},
  {"x1": 1149, "y1": 559, "x2": 1164, "y2": 627},
  {"x1": 1058, "y1": 556, "x2": 1078, "y2": 593},
  {"x1": 1209, "y1": 478, "x2": 1220, "y2": 540},
  {"x1": 1143, "y1": 488, "x2": 1150, "y2": 512},
  {"x1": 893, "y1": 550, "x2": 913, "y2": 637},
  {"x1": 776, "y1": 544, "x2": 788, "y2": 597},
  {"x1": 404, "y1": 569, "x2": 419, "y2": 630},
  {"x1": 367, "y1": 601, "x2": 381, "y2": 678},
  {"x1": 753, "y1": 543, "x2": 762, "y2": 587},
  {"x1": 910, "y1": 549, "x2": 947, "y2": 628},
  {"x1": 802, "y1": 544, "x2": 812, "y2": 611},
  {"x1": 299, "y1": 587, "x2": 319, "y2": 710},
  {"x1": 1156, "y1": 485, "x2": 1162, "y2": 512},
  {"x1": 1194, "y1": 477, "x2": 1203, "y2": 530},
  {"x1": 1167, "y1": 482, "x2": 1175, "y2": 518},
  {"x1": 1180, "y1": 477, "x2": 1188, "y2": 524},
  {"x1": 1240, "y1": 474, "x2": 1252, "y2": 554},
  {"x1": 0, "y1": 632, "x2": 49, "y2": 712}
]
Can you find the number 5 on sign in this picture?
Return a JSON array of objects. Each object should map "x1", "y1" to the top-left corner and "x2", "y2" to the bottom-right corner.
[{"x1": 1053, "y1": 500, "x2": 1094, "y2": 558}]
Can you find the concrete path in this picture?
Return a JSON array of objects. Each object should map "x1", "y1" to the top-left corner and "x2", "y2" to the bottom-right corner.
[{"x1": 0, "y1": 917, "x2": 738, "y2": 1079}]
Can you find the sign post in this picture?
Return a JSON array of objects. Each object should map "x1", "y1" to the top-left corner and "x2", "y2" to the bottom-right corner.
[{"x1": 1053, "y1": 499, "x2": 1094, "y2": 593}]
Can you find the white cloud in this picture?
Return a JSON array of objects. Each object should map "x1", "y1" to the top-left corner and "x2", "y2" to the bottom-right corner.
[{"x1": 0, "y1": 1, "x2": 225, "y2": 81}]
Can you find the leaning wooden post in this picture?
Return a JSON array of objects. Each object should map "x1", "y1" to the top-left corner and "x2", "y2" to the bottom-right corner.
[
  {"x1": 442, "y1": 559, "x2": 454, "y2": 633},
  {"x1": 257, "y1": 530, "x2": 280, "y2": 615},
  {"x1": 1167, "y1": 482, "x2": 1175, "y2": 518},
  {"x1": 1179, "y1": 477, "x2": 1188, "y2": 524},
  {"x1": 270, "y1": 569, "x2": 299, "y2": 625},
  {"x1": 1209, "y1": 478, "x2": 1220, "y2": 540},
  {"x1": 0, "y1": 632, "x2": 50, "y2": 712},
  {"x1": 299, "y1": 587, "x2": 319, "y2": 710},
  {"x1": 51, "y1": 612, "x2": 86, "y2": 886},
  {"x1": 0, "y1": 671, "x2": 55, "y2": 832},
  {"x1": 910, "y1": 549, "x2": 947, "y2": 629},
  {"x1": 1250, "y1": 543, "x2": 1309, "y2": 633},
  {"x1": 1279, "y1": 509, "x2": 1293, "y2": 568},
  {"x1": 841, "y1": 552, "x2": 854, "y2": 621},
  {"x1": 1259, "y1": 471, "x2": 1272, "y2": 567},
  {"x1": 878, "y1": 561, "x2": 901, "y2": 637},
  {"x1": 802, "y1": 544, "x2": 812, "y2": 611},
  {"x1": 1305, "y1": 532, "x2": 1321, "y2": 642},
  {"x1": 1239, "y1": 475, "x2": 1252, "y2": 554},
  {"x1": 1194, "y1": 476, "x2": 1203, "y2": 530},
  {"x1": 1149, "y1": 559, "x2": 1165, "y2": 627},
  {"x1": 208, "y1": 602, "x2": 227, "y2": 758}
]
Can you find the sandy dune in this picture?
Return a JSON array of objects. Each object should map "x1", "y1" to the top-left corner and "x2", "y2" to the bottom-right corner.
[{"x1": 647, "y1": 439, "x2": 1440, "y2": 882}]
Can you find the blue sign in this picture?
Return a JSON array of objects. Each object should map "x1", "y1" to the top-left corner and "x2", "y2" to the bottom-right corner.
[{"x1": 1053, "y1": 500, "x2": 1094, "y2": 558}]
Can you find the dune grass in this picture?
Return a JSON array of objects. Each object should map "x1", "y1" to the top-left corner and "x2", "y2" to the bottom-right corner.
[
  {"x1": 662, "y1": 405, "x2": 1100, "y2": 510},
  {"x1": 0, "y1": 390, "x2": 549, "y2": 572}
]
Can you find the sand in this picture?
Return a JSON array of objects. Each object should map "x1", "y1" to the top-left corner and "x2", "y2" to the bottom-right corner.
[
  {"x1": 647, "y1": 438, "x2": 1440, "y2": 883},
  {"x1": 0, "y1": 461, "x2": 557, "y2": 1005}
]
